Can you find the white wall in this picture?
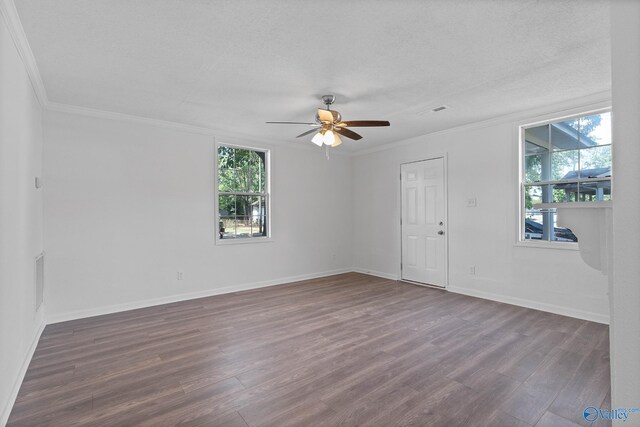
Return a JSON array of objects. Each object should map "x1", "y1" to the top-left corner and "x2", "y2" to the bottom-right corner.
[
  {"x1": 610, "y1": 0, "x2": 640, "y2": 413},
  {"x1": 0, "y1": 13, "x2": 45, "y2": 426},
  {"x1": 353, "y1": 100, "x2": 610, "y2": 323},
  {"x1": 43, "y1": 111, "x2": 353, "y2": 320}
]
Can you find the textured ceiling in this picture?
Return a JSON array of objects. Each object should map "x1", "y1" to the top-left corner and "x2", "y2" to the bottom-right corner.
[{"x1": 15, "y1": 0, "x2": 611, "y2": 151}]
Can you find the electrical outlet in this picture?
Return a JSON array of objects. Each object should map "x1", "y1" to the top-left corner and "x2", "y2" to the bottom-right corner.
[
  {"x1": 177, "y1": 271, "x2": 184, "y2": 281},
  {"x1": 467, "y1": 197, "x2": 477, "y2": 207},
  {"x1": 469, "y1": 266, "x2": 476, "y2": 275}
]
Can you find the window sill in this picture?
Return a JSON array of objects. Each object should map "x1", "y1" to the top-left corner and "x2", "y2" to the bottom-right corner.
[
  {"x1": 515, "y1": 240, "x2": 579, "y2": 251},
  {"x1": 215, "y1": 237, "x2": 274, "y2": 246},
  {"x1": 533, "y1": 201, "x2": 612, "y2": 210}
]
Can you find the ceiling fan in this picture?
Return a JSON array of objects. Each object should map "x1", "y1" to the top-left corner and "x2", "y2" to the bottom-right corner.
[{"x1": 266, "y1": 95, "x2": 390, "y2": 147}]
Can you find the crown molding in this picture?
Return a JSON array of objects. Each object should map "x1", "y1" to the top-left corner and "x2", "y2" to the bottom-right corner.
[
  {"x1": 46, "y1": 102, "x2": 222, "y2": 136},
  {"x1": 46, "y1": 102, "x2": 354, "y2": 157},
  {"x1": 355, "y1": 90, "x2": 612, "y2": 157},
  {"x1": 2, "y1": 0, "x2": 606, "y2": 159},
  {"x1": 0, "y1": 0, "x2": 48, "y2": 106},
  {"x1": 0, "y1": 0, "x2": 343, "y2": 156}
]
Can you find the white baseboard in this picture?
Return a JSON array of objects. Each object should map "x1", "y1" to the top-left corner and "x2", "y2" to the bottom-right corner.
[
  {"x1": 352, "y1": 268, "x2": 399, "y2": 281},
  {"x1": 448, "y1": 285, "x2": 610, "y2": 325},
  {"x1": 47, "y1": 268, "x2": 352, "y2": 324},
  {"x1": 1, "y1": 320, "x2": 45, "y2": 427},
  {"x1": 47, "y1": 267, "x2": 608, "y2": 326},
  {"x1": 3, "y1": 269, "x2": 609, "y2": 426}
]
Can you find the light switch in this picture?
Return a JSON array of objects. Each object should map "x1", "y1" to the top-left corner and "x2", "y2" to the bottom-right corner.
[{"x1": 467, "y1": 197, "x2": 477, "y2": 207}]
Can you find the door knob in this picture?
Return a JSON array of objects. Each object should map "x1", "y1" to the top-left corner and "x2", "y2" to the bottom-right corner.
[{"x1": 438, "y1": 230, "x2": 445, "y2": 235}]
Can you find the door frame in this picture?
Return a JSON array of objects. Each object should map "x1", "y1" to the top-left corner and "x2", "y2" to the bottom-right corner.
[{"x1": 400, "y1": 154, "x2": 449, "y2": 288}]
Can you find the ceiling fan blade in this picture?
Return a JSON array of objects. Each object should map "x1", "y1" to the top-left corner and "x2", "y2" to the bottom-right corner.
[
  {"x1": 296, "y1": 127, "x2": 321, "y2": 138},
  {"x1": 266, "y1": 121, "x2": 317, "y2": 125},
  {"x1": 338, "y1": 120, "x2": 390, "y2": 127},
  {"x1": 317, "y1": 109, "x2": 334, "y2": 123},
  {"x1": 335, "y1": 127, "x2": 363, "y2": 140}
]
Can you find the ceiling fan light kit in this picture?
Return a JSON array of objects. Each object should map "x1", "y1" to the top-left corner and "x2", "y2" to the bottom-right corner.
[
  {"x1": 311, "y1": 131, "x2": 324, "y2": 146},
  {"x1": 266, "y1": 95, "x2": 390, "y2": 149}
]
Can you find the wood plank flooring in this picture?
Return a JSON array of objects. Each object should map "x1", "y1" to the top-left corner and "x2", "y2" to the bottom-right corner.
[{"x1": 8, "y1": 273, "x2": 611, "y2": 426}]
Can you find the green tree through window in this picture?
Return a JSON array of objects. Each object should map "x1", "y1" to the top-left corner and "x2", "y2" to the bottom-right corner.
[{"x1": 217, "y1": 145, "x2": 269, "y2": 239}]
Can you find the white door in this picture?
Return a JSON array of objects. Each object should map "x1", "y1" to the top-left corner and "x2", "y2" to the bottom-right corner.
[{"x1": 401, "y1": 158, "x2": 447, "y2": 287}]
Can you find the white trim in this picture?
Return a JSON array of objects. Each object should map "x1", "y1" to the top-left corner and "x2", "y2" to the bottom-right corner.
[
  {"x1": 0, "y1": 320, "x2": 46, "y2": 427},
  {"x1": 352, "y1": 268, "x2": 399, "y2": 281},
  {"x1": 42, "y1": 267, "x2": 609, "y2": 328},
  {"x1": 400, "y1": 279, "x2": 445, "y2": 290},
  {"x1": 46, "y1": 268, "x2": 351, "y2": 324},
  {"x1": 215, "y1": 237, "x2": 275, "y2": 246},
  {"x1": 354, "y1": 270, "x2": 608, "y2": 323},
  {"x1": 518, "y1": 106, "x2": 612, "y2": 130},
  {"x1": 448, "y1": 285, "x2": 609, "y2": 325},
  {"x1": 214, "y1": 141, "x2": 271, "y2": 244},
  {"x1": 357, "y1": 93, "x2": 612, "y2": 157},
  {"x1": 1, "y1": 4, "x2": 47, "y2": 422},
  {"x1": 514, "y1": 240, "x2": 579, "y2": 251},
  {"x1": 3, "y1": 269, "x2": 607, "y2": 425},
  {"x1": 47, "y1": 102, "x2": 223, "y2": 136},
  {"x1": 534, "y1": 201, "x2": 612, "y2": 210},
  {"x1": 46, "y1": 102, "x2": 355, "y2": 157},
  {"x1": 516, "y1": 105, "x2": 613, "y2": 248},
  {"x1": 0, "y1": 0, "x2": 611, "y2": 158},
  {"x1": 44, "y1": 97, "x2": 613, "y2": 157},
  {"x1": 0, "y1": 0, "x2": 47, "y2": 107},
  {"x1": 399, "y1": 154, "x2": 449, "y2": 288}
]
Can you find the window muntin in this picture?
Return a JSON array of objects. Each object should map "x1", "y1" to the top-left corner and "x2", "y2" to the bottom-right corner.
[
  {"x1": 217, "y1": 145, "x2": 269, "y2": 240},
  {"x1": 521, "y1": 110, "x2": 612, "y2": 243}
]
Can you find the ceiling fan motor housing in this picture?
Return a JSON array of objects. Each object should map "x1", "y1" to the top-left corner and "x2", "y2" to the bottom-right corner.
[
  {"x1": 321, "y1": 94, "x2": 336, "y2": 107},
  {"x1": 315, "y1": 110, "x2": 341, "y2": 125}
]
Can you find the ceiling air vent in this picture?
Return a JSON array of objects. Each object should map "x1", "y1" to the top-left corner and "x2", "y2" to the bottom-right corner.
[{"x1": 415, "y1": 104, "x2": 450, "y2": 116}]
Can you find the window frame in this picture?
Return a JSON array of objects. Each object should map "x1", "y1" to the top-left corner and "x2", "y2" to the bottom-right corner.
[
  {"x1": 214, "y1": 141, "x2": 272, "y2": 245},
  {"x1": 517, "y1": 107, "x2": 612, "y2": 249}
]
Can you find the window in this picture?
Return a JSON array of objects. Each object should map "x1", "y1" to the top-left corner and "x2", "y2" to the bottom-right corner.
[
  {"x1": 216, "y1": 144, "x2": 269, "y2": 241},
  {"x1": 520, "y1": 110, "x2": 612, "y2": 243}
]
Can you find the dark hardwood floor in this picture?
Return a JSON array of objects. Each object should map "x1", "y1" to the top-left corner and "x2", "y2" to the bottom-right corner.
[{"x1": 8, "y1": 273, "x2": 610, "y2": 426}]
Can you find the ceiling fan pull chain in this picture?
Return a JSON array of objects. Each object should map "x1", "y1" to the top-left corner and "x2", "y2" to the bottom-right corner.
[{"x1": 325, "y1": 145, "x2": 330, "y2": 160}]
